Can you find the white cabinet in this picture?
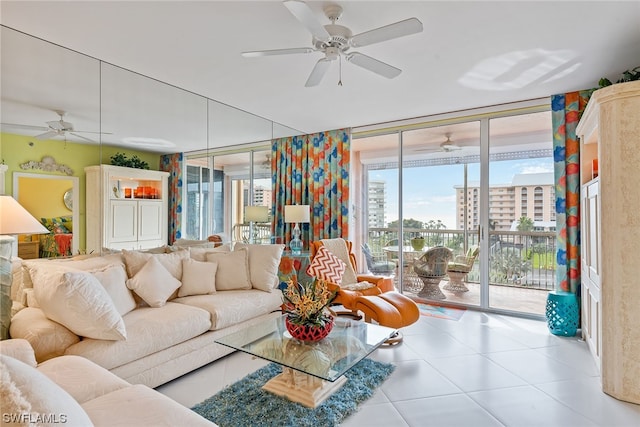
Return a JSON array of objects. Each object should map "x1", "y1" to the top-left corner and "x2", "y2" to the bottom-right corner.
[
  {"x1": 579, "y1": 179, "x2": 601, "y2": 369},
  {"x1": 85, "y1": 165, "x2": 169, "y2": 253},
  {"x1": 576, "y1": 81, "x2": 640, "y2": 404}
]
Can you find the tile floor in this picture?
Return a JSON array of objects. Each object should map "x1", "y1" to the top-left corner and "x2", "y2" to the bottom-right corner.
[{"x1": 156, "y1": 310, "x2": 640, "y2": 426}]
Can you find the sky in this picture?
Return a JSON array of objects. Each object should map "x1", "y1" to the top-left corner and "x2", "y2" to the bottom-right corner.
[{"x1": 370, "y1": 157, "x2": 555, "y2": 229}]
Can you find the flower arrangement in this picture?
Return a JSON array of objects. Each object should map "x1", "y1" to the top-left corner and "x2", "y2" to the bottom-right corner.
[{"x1": 281, "y1": 278, "x2": 336, "y2": 328}]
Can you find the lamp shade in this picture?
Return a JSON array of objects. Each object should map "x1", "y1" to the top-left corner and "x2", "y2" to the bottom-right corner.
[
  {"x1": 284, "y1": 205, "x2": 310, "y2": 223},
  {"x1": 245, "y1": 205, "x2": 269, "y2": 222},
  {"x1": 0, "y1": 196, "x2": 49, "y2": 235}
]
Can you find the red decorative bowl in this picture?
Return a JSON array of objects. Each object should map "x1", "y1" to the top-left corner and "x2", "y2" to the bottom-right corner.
[{"x1": 285, "y1": 316, "x2": 334, "y2": 342}]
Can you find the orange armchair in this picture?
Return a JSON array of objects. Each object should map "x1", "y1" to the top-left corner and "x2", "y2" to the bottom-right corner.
[
  {"x1": 310, "y1": 238, "x2": 419, "y2": 344},
  {"x1": 310, "y1": 239, "x2": 394, "y2": 314}
]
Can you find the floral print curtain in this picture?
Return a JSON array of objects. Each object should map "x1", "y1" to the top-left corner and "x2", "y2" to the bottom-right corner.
[
  {"x1": 551, "y1": 91, "x2": 592, "y2": 294},
  {"x1": 272, "y1": 129, "x2": 350, "y2": 250},
  {"x1": 160, "y1": 152, "x2": 183, "y2": 244}
]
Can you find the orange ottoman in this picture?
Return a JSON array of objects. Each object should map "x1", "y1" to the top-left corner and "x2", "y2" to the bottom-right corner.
[{"x1": 353, "y1": 292, "x2": 420, "y2": 344}]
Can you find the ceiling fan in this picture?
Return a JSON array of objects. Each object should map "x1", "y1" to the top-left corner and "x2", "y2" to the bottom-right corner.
[
  {"x1": 1, "y1": 110, "x2": 109, "y2": 143},
  {"x1": 414, "y1": 135, "x2": 465, "y2": 153},
  {"x1": 242, "y1": 0, "x2": 423, "y2": 87}
]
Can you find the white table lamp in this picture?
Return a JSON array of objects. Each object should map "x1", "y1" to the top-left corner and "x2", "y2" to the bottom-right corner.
[
  {"x1": 284, "y1": 205, "x2": 310, "y2": 255},
  {"x1": 244, "y1": 205, "x2": 269, "y2": 244},
  {"x1": 0, "y1": 196, "x2": 50, "y2": 340}
]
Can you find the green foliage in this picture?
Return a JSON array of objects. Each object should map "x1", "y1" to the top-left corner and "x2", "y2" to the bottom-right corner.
[
  {"x1": 599, "y1": 66, "x2": 640, "y2": 88},
  {"x1": 110, "y1": 152, "x2": 150, "y2": 170},
  {"x1": 387, "y1": 218, "x2": 424, "y2": 229},
  {"x1": 424, "y1": 219, "x2": 447, "y2": 230},
  {"x1": 516, "y1": 216, "x2": 534, "y2": 232},
  {"x1": 490, "y1": 247, "x2": 532, "y2": 281}
]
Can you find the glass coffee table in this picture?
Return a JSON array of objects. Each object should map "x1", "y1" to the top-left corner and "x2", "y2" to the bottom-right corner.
[{"x1": 216, "y1": 315, "x2": 396, "y2": 408}]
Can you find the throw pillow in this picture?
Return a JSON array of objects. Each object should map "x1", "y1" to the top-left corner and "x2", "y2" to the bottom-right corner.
[
  {"x1": 31, "y1": 267, "x2": 127, "y2": 341},
  {"x1": 173, "y1": 238, "x2": 216, "y2": 248},
  {"x1": 205, "y1": 247, "x2": 252, "y2": 291},
  {"x1": 122, "y1": 249, "x2": 188, "y2": 280},
  {"x1": 234, "y1": 243, "x2": 284, "y2": 292},
  {"x1": 178, "y1": 258, "x2": 218, "y2": 297},
  {"x1": 22, "y1": 253, "x2": 125, "y2": 289},
  {"x1": 0, "y1": 355, "x2": 93, "y2": 426},
  {"x1": 306, "y1": 246, "x2": 346, "y2": 284},
  {"x1": 126, "y1": 257, "x2": 181, "y2": 307},
  {"x1": 92, "y1": 265, "x2": 137, "y2": 316},
  {"x1": 189, "y1": 244, "x2": 231, "y2": 262}
]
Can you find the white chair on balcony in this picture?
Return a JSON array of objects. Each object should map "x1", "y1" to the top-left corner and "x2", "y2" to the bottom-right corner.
[
  {"x1": 443, "y1": 245, "x2": 479, "y2": 293},
  {"x1": 413, "y1": 246, "x2": 453, "y2": 300}
]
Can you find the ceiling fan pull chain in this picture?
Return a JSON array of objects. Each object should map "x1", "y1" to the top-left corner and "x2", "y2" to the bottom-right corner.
[{"x1": 338, "y1": 55, "x2": 343, "y2": 86}]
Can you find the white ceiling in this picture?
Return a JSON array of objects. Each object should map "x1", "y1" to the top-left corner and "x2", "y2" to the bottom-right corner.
[{"x1": 1, "y1": 1, "x2": 639, "y2": 153}]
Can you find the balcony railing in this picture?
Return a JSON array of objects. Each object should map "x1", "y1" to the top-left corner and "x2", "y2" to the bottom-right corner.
[{"x1": 366, "y1": 227, "x2": 556, "y2": 291}]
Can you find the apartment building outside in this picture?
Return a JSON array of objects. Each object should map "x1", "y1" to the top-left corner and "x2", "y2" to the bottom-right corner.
[
  {"x1": 368, "y1": 180, "x2": 386, "y2": 228},
  {"x1": 455, "y1": 172, "x2": 555, "y2": 231}
]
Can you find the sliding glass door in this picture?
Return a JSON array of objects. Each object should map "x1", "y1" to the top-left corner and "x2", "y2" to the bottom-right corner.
[{"x1": 354, "y1": 103, "x2": 554, "y2": 317}]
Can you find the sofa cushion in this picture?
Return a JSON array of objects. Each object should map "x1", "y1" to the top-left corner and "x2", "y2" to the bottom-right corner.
[
  {"x1": 122, "y1": 249, "x2": 188, "y2": 280},
  {"x1": 188, "y1": 244, "x2": 231, "y2": 262},
  {"x1": 0, "y1": 354, "x2": 94, "y2": 426},
  {"x1": 81, "y1": 384, "x2": 214, "y2": 427},
  {"x1": 21, "y1": 253, "x2": 125, "y2": 290},
  {"x1": 178, "y1": 258, "x2": 218, "y2": 297},
  {"x1": 206, "y1": 248, "x2": 252, "y2": 291},
  {"x1": 0, "y1": 339, "x2": 37, "y2": 367},
  {"x1": 31, "y1": 267, "x2": 127, "y2": 341},
  {"x1": 37, "y1": 355, "x2": 130, "y2": 404},
  {"x1": 234, "y1": 243, "x2": 284, "y2": 292},
  {"x1": 173, "y1": 289, "x2": 283, "y2": 330},
  {"x1": 173, "y1": 238, "x2": 216, "y2": 248},
  {"x1": 64, "y1": 302, "x2": 211, "y2": 370},
  {"x1": 92, "y1": 265, "x2": 136, "y2": 316},
  {"x1": 126, "y1": 257, "x2": 182, "y2": 308},
  {"x1": 9, "y1": 308, "x2": 80, "y2": 363}
]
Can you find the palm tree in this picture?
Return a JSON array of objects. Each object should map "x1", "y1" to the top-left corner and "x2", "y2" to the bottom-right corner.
[{"x1": 516, "y1": 216, "x2": 534, "y2": 231}]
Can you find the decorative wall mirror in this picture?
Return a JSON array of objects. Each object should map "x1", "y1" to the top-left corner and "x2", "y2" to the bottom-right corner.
[{"x1": 13, "y1": 172, "x2": 80, "y2": 257}]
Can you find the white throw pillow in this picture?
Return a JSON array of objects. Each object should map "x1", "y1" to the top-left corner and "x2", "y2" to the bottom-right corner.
[
  {"x1": 22, "y1": 253, "x2": 125, "y2": 289},
  {"x1": 126, "y1": 257, "x2": 182, "y2": 307},
  {"x1": 205, "y1": 247, "x2": 252, "y2": 291},
  {"x1": 234, "y1": 243, "x2": 284, "y2": 292},
  {"x1": 189, "y1": 244, "x2": 231, "y2": 262},
  {"x1": 0, "y1": 355, "x2": 94, "y2": 426},
  {"x1": 31, "y1": 267, "x2": 127, "y2": 341},
  {"x1": 92, "y1": 265, "x2": 137, "y2": 316},
  {"x1": 178, "y1": 258, "x2": 218, "y2": 297},
  {"x1": 122, "y1": 249, "x2": 188, "y2": 280}
]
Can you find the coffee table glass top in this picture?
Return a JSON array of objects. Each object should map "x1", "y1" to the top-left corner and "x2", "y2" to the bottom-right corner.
[{"x1": 216, "y1": 315, "x2": 395, "y2": 382}]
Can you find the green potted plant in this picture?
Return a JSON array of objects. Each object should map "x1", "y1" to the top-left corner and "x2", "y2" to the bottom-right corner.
[
  {"x1": 410, "y1": 236, "x2": 425, "y2": 251},
  {"x1": 598, "y1": 66, "x2": 640, "y2": 88}
]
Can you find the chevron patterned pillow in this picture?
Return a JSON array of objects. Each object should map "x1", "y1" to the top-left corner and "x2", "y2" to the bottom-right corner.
[{"x1": 307, "y1": 246, "x2": 347, "y2": 284}]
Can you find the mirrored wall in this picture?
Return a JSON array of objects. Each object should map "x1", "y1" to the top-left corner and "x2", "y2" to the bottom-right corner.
[{"x1": 0, "y1": 25, "x2": 301, "y2": 256}]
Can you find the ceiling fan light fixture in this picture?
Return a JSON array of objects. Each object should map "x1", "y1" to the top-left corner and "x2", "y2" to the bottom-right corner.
[{"x1": 247, "y1": 0, "x2": 422, "y2": 86}]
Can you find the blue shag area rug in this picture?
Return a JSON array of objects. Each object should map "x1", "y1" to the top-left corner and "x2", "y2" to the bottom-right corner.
[{"x1": 191, "y1": 358, "x2": 395, "y2": 427}]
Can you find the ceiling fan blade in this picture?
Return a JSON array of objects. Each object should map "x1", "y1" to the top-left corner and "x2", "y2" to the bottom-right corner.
[
  {"x1": 68, "y1": 132, "x2": 97, "y2": 143},
  {"x1": 242, "y1": 47, "x2": 314, "y2": 57},
  {"x1": 350, "y1": 18, "x2": 423, "y2": 48},
  {"x1": 346, "y1": 52, "x2": 401, "y2": 79},
  {"x1": 305, "y1": 58, "x2": 332, "y2": 87},
  {"x1": 1, "y1": 122, "x2": 48, "y2": 131},
  {"x1": 74, "y1": 129, "x2": 114, "y2": 135},
  {"x1": 283, "y1": 0, "x2": 331, "y2": 42},
  {"x1": 35, "y1": 130, "x2": 60, "y2": 140}
]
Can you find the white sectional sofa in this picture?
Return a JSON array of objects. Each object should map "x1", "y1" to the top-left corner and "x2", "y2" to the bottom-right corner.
[
  {"x1": 9, "y1": 242, "x2": 285, "y2": 388},
  {"x1": 0, "y1": 339, "x2": 216, "y2": 426}
]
